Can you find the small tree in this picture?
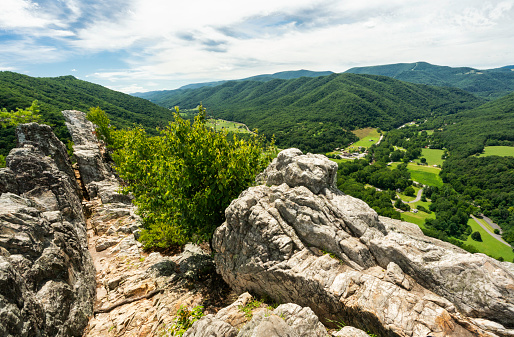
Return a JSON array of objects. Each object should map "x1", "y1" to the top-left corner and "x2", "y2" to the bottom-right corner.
[
  {"x1": 404, "y1": 186, "x2": 415, "y2": 197},
  {"x1": 471, "y1": 231, "x2": 482, "y2": 242},
  {"x1": 0, "y1": 100, "x2": 42, "y2": 128},
  {"x1": 86, "y1": 107, "x2": 115, "y2": 145}
]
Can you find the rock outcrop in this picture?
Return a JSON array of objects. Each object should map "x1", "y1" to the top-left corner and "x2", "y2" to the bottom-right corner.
[
  {"x1": 61, "y1": 110, "x2": 228, "y2": 337},
  {"x1": 214, "y1": 148, "x2": 514, "y2": 337},
  {"x1": 184, "y1": 292, "x2": 368, "y2": 337},
  {"x1": 0, "y1": 123, "x2": 95, "y2": 337}
]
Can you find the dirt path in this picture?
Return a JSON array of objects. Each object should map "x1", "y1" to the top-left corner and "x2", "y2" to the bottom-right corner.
[{"x1": 470, "y1": 214, "x2": 511, "y2": 248}]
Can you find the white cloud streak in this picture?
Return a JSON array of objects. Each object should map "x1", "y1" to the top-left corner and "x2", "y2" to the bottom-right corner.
[{"x1": 1, "y1": 0, "x2": 514, "y2": 91}]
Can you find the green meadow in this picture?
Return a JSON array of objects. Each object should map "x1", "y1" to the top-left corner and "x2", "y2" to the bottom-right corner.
[
  {"x1": 390, "y1": 162, "x2": 443, "y2": 187},
  {"x1": 206, "y1": 119, "x2": 253, "y2": 134},
  {"x1": 415, "y1": 148, "x2": 445, "y2": 166},
  {"x1": 346, "y1": 128, "x2": 381, "y2": 152},
  {"x1": 478, "y1": 146, "x2": 514, "y2": 158},
  {"x1": 464, "y1": 218, "x2": 514, "y2": 261}
]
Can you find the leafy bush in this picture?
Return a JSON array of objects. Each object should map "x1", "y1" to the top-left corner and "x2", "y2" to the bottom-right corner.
[
  {"x1": 111, "y1": 106, "x2": 275, "y2": 248},
  {"x1": 0, "y1": 100, "x2": 41, "y2": 128},
  {"x1": 471, "y1": 231, "x2": 483, "y2": 242},
  {"x1": 404, "y1": 186, "x2": 415, "y2": 197}
]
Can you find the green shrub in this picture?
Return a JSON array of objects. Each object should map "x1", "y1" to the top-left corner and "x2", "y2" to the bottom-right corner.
[
  {"x1": 169, "y1": 305, "x2": 204, "y2": 336},
  {"x1": 112, "y1": 106, "x2": 275, "y2": 248},
  {"x1": 471, "y1": 231, "x2": 483, "y2": 242}
]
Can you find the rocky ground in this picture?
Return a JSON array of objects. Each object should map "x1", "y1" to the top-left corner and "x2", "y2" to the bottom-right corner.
[{"x1": 1, "y1": 113, "x2": 513, "y2": 337}]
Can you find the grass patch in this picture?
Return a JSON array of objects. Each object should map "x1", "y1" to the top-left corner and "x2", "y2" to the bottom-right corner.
[
  {"x1": 346, "y1": 128, "x2": 381, "y2": 152},
  {"x1": 478, "y1": 146, "x2": 514, "y2": 158},
  {"x1": 465, "y1": 218, "x2": 514, "y2": 261},
  {"x1": 206, "y1": 119, "x2": 253, "y2": 134},
  {"x1": 415, "y1": 148, "x2": 445, "y2": 166},
  {"x1": 390, "y1": 162, "x2": 443, "y2": 187},
  {"x1": 401, "y1": 212, "x2": 434, "y2": 229},
  {"x1": 329, "y1": 158, "x2": 354, "y2": 165}
]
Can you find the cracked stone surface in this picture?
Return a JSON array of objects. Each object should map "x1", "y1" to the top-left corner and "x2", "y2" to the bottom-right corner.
[{"x1": 214, "y1": 148, "x2": 514, "y2": 337}]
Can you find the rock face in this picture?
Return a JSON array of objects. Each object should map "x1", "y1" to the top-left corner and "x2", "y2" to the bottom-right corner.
[
  {"x1": 0, "y1": 123, "x2": 95, "y2": 337},
  {"x1": 214, "y1": 148, "x2": 514, "y2": 337},
  {"x1": 184, "y1": 292, "x2": 360, "y2": 337}
]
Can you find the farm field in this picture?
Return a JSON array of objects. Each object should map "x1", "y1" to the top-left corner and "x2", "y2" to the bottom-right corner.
[
  {"x1": 206, "y1": 119, "x2": 253, "y2": 134},
  {"x1": 478, "y1": 146, "x2": 514, "y2": 157},
  {"x1": 465, "y1": 218, "x2": 514, "y2": 261},
  {"x1": 415, "y1": 148, "x2": 445, "y2": 166},
  {"x1": 346, "y1": 128, "x2": 381, "y2": 152},
  {"x1": 390, "y1": 162, "x2": 443, "y2": 187}
]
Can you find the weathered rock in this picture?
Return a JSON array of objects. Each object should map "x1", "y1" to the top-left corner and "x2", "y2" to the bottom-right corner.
[
  {"x1": 0, "y1": 124, "x2": 95, "y2": 337},
  {"x1": 62, "y1": 110, "x2": 130, "y2": 204},
  {"x1": 214, "y1": 148, "x2": 514, "y2": 337},
  {"x1": 332, "y1": 326, "x2": 369, "y2": 337},
  {"x1": 184, "y1": 292, "x2": 333, "y2": 337}
]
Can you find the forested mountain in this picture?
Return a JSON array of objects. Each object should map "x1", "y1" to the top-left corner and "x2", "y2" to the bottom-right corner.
[
  {"x1": 427, "y1": 93, "x2": 514, "y2": 244},
  {"x1": 0, "y1": 71, "x2": 174, "y2": 155},
  {"x1": 134, "y1": 73, "x2": 484, "y2": 152},
  {"x1": 133, "y1": 70, "x2": 333, "y2": 96},
  {"x1": 345, "y1": 62, "x2": 514, "y2": 99}
]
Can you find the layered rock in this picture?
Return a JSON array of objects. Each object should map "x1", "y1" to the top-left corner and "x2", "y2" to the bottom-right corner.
[
  {"x1": 0, "y1": 123, "x2": 95, "y2": 336},
  {"x1": 184, "y1": 292, "x2": 368, "y2": 337},
  {"x1": 214, "y1": 148, "x2": 514, "y2": 337}
]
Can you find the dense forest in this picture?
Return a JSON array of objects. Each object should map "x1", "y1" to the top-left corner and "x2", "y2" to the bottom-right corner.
[
  {"x1": 346, "y1": 62, "x2": 514, "y2": 99},
  {"x1": 135, "y1": 73, "x2": 483, "y2": 152},
  {"x1": 0, "y1": 71, "x2": 175, "y2": 156}
]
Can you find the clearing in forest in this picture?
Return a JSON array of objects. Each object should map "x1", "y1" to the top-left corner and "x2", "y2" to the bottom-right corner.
[
  {"x1": 478, "y1": 146, "x2": 514, "y2": 158},
  {"x1": 346, "y1": 128, "x2": 381, "y2": 152}
]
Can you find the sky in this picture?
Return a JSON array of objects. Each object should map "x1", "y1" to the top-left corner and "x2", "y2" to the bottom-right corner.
[{"x1": 1, "y1": 0, "x2": 513, "y2": 93}]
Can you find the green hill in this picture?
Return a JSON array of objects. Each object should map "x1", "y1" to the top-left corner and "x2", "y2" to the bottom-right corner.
[
  {"x1": 134, "y1": 70, "x2": 334, "y2": 95},
  {"x1": 345, "y1": 62, "x2": 514, "y2": 99},
  {"x1": 135, "y1": 73, "x2": 484, "y2": 153},
  {"x1": 0, "y1": 71, "x2": 175, "y2": 155}
]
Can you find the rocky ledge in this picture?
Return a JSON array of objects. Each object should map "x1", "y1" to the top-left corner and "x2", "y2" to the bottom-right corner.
[
  {"x1": 213, "y1": 148, "x2": 514, "y2": 337},
  {"x1": 0, "y1": 123, "x2": 95, "y2": 337}
]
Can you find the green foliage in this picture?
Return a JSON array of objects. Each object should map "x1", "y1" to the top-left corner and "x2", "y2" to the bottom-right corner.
[
  {"x1": 169, "y1": 305, "x2": 204, "y2": 336},
  {"x1": 471, "y1": 231, "x2": 483, "y2": 242},
  {"x1": 87, "y1": 106, "x2": 115, "y2": 145},
  {"x1": 239, "y1": 300, "x2": 263, "y2": 319},
  {"x1": 113, "y1": 106, "x2": 275, "y2": 248},
  {"x1": 346, "y1": 61, "x2": 514, "y2": 99},
  {"x1": 0, "y1": 71, "x2": 175, "y2": 155},
  {"x1": 0, "y1": 154, "x2": 5, "y2": 168},
  {"x1": 140, "y1": 73, "x2": 482, "y2": 153},
  {"x1": 494, "y1": 228, "x2": 500, "y2": 235},
  {"x1": 0, "y1": 100, "x2": 42, "y2": 127},
  {"x1": 404, "y1": 186, "x2": 415, "y2": 197}
]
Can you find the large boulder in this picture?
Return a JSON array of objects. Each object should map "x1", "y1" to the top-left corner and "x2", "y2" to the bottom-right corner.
[
  {"x1": 213, "y1": 148, "x2": 514, "y2": 337},
  {"x1": 0, "y1": 124, "x2": 95, "y2": 336}
]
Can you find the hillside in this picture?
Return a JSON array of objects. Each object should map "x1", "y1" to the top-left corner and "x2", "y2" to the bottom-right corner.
[
  {"x1": 135, "y1": 73, "x2": 484, "y2": 152},
  {"x1": 345, "y1": 62, "x2": 514, "y2": 99},
  {"x1": 133, "y1": 70, "x2": 333, "y2": 97},
  {"x1": 0, "y1": 71, "x2": 174, "y2": 155}
]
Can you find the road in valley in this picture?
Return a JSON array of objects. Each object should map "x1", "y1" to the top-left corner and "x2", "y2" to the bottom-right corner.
[{"x1": 470, "y1": 214, "x2": 511, "y2": 247}]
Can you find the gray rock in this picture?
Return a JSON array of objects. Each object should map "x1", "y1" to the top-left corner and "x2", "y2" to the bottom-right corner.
[
  {"x1": 0, "y1": 123, "x2": 95, "y2": 337},
  {"x1": 183, "y1": 315, "x2": 238, "y2": 337},
  {"x1": 332, "y1": 326, "x2": 369, "y2": 337},
  {"x1": 213, "y1": 148, "x2": 514, "y2": 337}
]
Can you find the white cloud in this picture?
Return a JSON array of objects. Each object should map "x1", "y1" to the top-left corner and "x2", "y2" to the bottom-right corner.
[{"x1": 3, "y1": 0, "x2": 514, "y2": 90}]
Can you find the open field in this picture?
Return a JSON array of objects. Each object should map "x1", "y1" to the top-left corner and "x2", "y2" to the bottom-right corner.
[
  {"x1": 346, "y1": 128, "x2": 381, "y2": 152},
  {"x1": 390, "y1": 162, "x2": 443, "y2": 187},
  {"x1": 401, "y1": 211, "x2": 434, "y2": 229},
  {"x1": 206, "y1": 119, "x2": 253, "y2": 134},
  {"x1": 478, "y1": 146, "x2": 514, "y2": 157},
  {"x1": 464, "y1": 218, "x2": 514, "y2": 261},
  {"x1": 415, "y1": 148, "x2": 445, "y2": 166},
  {"x1": 408, "y1": 164, "x2": 443, "y2": 187}
]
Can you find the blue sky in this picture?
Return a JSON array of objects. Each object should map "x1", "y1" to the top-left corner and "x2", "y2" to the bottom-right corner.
[{"x1": 1, "y1": 0, "x2": 513, "y2": 93}]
